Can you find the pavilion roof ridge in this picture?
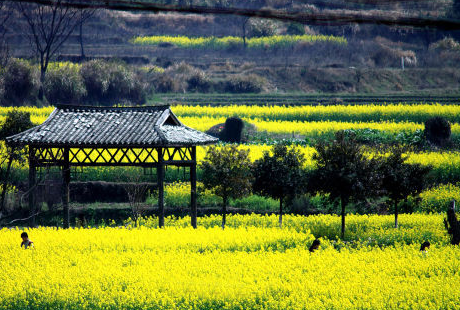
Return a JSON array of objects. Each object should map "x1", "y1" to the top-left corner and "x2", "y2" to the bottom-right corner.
[{"x1": 55, "y1": 104, "x2": 171, "y2": 111}]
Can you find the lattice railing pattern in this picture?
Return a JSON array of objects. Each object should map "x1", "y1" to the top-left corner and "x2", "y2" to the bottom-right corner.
[
  {"x1": 32, "y1": 147, "x2": 195, "y2": 166},
  {"x1": 33, "y1": 148, "x2": 65, "y2": 165}
]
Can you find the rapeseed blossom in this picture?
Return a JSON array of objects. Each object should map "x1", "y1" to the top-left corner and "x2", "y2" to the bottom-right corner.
[{"x1": 0, "y1": 214, "x2": 458, "y2": 310}]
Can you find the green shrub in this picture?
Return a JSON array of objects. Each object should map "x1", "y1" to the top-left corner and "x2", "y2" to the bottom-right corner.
[
  {"x1": 44, "y1": 63, "x2": 86, "y2": 105},
  {"x1": 224, "y1": 74, "x2": 265, "y2": 93},
  {"x1": 80, "y1": 60, "x2": 111, "y2": 103},
  {"x1": 424, "y1": 117, "x2": 451, "y2": 147},
  {"x1": 231, "y1": 195, "x2": 278, "y2": 212},
  {"x1": 1, "y1": 59, "x2": 37, "y2": 106},
  {"x1": 286, "y1": 23, "x2": 305, "y2": 35},
  {"x1": 288, "y1": 193, "x2": 333, "y2": 214},
  {"x1": 187, "y1": 72, "x2": 211, "y2": 92},
  {"x1": 162, "y1": 62, "x2": 209, "y2": 93},
  {"x1": 219, "y1": 117, "x2": 244, "y2": 143},
  {"x1": 81, "y1": 60, "x2": 146, "y2": 105},
  {"x1": 0, "y1": 109, "x2": 33, "y2": 139},
  {"x1": 154, "y1": 75, "x2": 178, "y2": 93},
  {"x1": 249, "y1": 19, "x2": 277, "y2": 37}
]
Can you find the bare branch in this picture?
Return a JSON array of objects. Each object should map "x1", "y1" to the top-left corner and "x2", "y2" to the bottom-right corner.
[
  {"x1": 4, "y1": 210, "x2": 41, "y2": 226},
  {"x1": 15, "y1": 0, "x2": 86, "y2": 99}
]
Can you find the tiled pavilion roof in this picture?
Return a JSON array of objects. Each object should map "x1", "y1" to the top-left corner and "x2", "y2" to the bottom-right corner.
[{"x1": 6, "y1": 105, "x2": 218, "y2": 147}]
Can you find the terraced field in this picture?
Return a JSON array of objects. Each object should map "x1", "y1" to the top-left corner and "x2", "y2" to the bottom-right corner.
[{"x1": 160, "y1": 93, "x2": 460, "y2": 106}]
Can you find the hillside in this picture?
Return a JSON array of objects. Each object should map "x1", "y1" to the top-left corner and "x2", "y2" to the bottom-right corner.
[{"x1": 2, "y1": 0, "x2": 460, "y2": 94}]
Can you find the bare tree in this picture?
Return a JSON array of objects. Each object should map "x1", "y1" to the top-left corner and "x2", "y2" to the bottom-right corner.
[
  {"x1": 124, "y1": 182, "x2": 150, "y2": 225},
  {"x1": 0, "y1": 1, "x2": 12, "y2": 65},
  {"x1": 78, "y1": 8, "x2": 96, "y2": 59},
  {"x1": 119, "y1": 170, "x2": 152, "y2": 226},
  {"x1": 16, "y1": 1, "x2": 91, "y2": 100},
  {"x1": 0, "y1": 110, "x2": 33, "y2": 219},
  {"x1": 239, "y1": 16, "x2": 250, "y2": 48}
]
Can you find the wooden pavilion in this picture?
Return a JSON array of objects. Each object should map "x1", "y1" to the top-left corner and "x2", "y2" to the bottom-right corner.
[{"x1": 6, "y1": 105, "x2": 218, "y2": 228}]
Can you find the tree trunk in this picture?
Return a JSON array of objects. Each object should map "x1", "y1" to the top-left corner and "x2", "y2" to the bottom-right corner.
[
  {"x1": 79, "y1": 14, "x2": 85, "y2": 59},
  {"x1": 222, "y1": 195, "x2": 227, "y2": 229},
  {"x1": 157, "y1": 159, "x2": 164, "y2": 228},
  {"x1": 394, "y1": 200, "x2": 399, "y2": 229},
  {"x1": 38, "y1": 67, "x2": 46, "y2": 101},
  {"x1": 445, "y1": 199, "x2": 460, "y2": 245},
  {"x1": 242, "y1": 17, "x2": 249, "y2": 49},
  {"x1": 28, "y1": 152, "x2": 36, "y2": 227},
  {"x1": 0, "y1": 155, "x2": 13, "y2": 214},
  {"x1": 341, "y1": 196, "x2": 347, "y2": 239},
  {"x1": 279, "y1": 198, "x2": 283, "y2": 228},
  {"x1": 62, "y1": 149, "x2": 70, "y2": 229},
  {"x1": 242, "y1": 23, "x2": 247, "y2": 48}
]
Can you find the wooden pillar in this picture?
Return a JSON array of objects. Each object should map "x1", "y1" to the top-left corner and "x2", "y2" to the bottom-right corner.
[
  {"x1": 62, "y1": 148, "x2": 70, "y2": 229},
  {"x1": 28, "y1": 147, "x2": 36, "y2": 227},
  {"x1": 157, "y1": 147, "x2": 165, "y2": 228},
  {"x1": 190, "y1": 146, "x2": 197, "y2": 229}
]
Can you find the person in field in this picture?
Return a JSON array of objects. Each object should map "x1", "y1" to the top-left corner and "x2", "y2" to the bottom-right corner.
[
  {"x1": 309, "y1": 239, "x2": 320, "y2": 252},
  {"x1": 20, "y1": 232, "x2": 34, "y2": 249},
  {"x1": 420, "y1": 241, "x2": 430, "y2": 252}
]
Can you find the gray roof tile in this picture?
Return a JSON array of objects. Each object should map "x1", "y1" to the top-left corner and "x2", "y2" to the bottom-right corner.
[{"x1": 6, "y1": 105, "x2": 218, "y2": 147}]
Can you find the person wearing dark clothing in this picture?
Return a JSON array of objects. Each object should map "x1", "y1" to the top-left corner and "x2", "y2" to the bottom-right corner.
[
  {"x1": 420, "y1": 241, "x2": 430, "y2": 252},
  {"x1": 309, "y1": 239, "x2": 320, "y2": 252}
]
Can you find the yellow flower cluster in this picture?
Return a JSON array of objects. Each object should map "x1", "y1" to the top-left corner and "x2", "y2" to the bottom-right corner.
[
  {"x1": 133, "y1": 34, "x2": 347, "y2": 49},
  {"x1": 418, "y1": 183, "x2": 460, "y2": 213},
  {"x1": 0, "y1": 106, "x2": 53, "y2": 125},
  {"x1": 139, "y1": 65, "x2": 166, "y2": 73},
  {"x1": 172, "y1": 103, "x2": 460, "y2": 123},
  {"x1": 47, "y1": 61, "x2": 82, "y2": 71},
  {"x1": 0, "y1": 214, "x2": 458, "y2": 310},
  {"x1": 131, "y1": 213, "x2": 450, "y2": 245}
]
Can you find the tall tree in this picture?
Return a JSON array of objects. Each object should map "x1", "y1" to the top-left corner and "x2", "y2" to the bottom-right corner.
[
  {"x1": 308, "y1": 131, "x2": 381, "y2": 239},
  {"x1": 78, "y1": 8, "x2": 96, "y2": 59},
  {"x1": 379, "y1": 146, "x2": 431, "y2": 228},
  {"x1": 252, "y1": 143, "x2": 306, "y2": 228},
  {"x1": 0, "y1": 1, "x2": 12, "y2": 65},
  {"x1": 0, "y1": 110, "x2": 33, "y2": 218},
  {"x1": 17, "y1": 1, "x2": 90, "y2": 100},
  {"x1": 200, "y1": 145, "x2": 253, "y2": 229},
  {"x1": 239, "y1": 16, "x2": 250, "y2": 48}
]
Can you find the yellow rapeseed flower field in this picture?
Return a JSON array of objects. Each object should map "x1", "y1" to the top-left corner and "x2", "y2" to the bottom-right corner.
[
  {"x1": 2, "y1": 104, "x2": 459, "y2": 136},
  {"x1": 171, "y1": 103, "x2": 460, "y2": 123},
  {"x1": 0, "y1": 214, "x2": 459, "y2": 310},
  {"x1": 130, "y1": 213, "x2": 450, "y2": 245},
  {"x1": 180, "y1": 116, "x2": 460, "y2": 136},
  {"x1": 132, "y1": 34, "x2": 347, "y2": 49}
]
